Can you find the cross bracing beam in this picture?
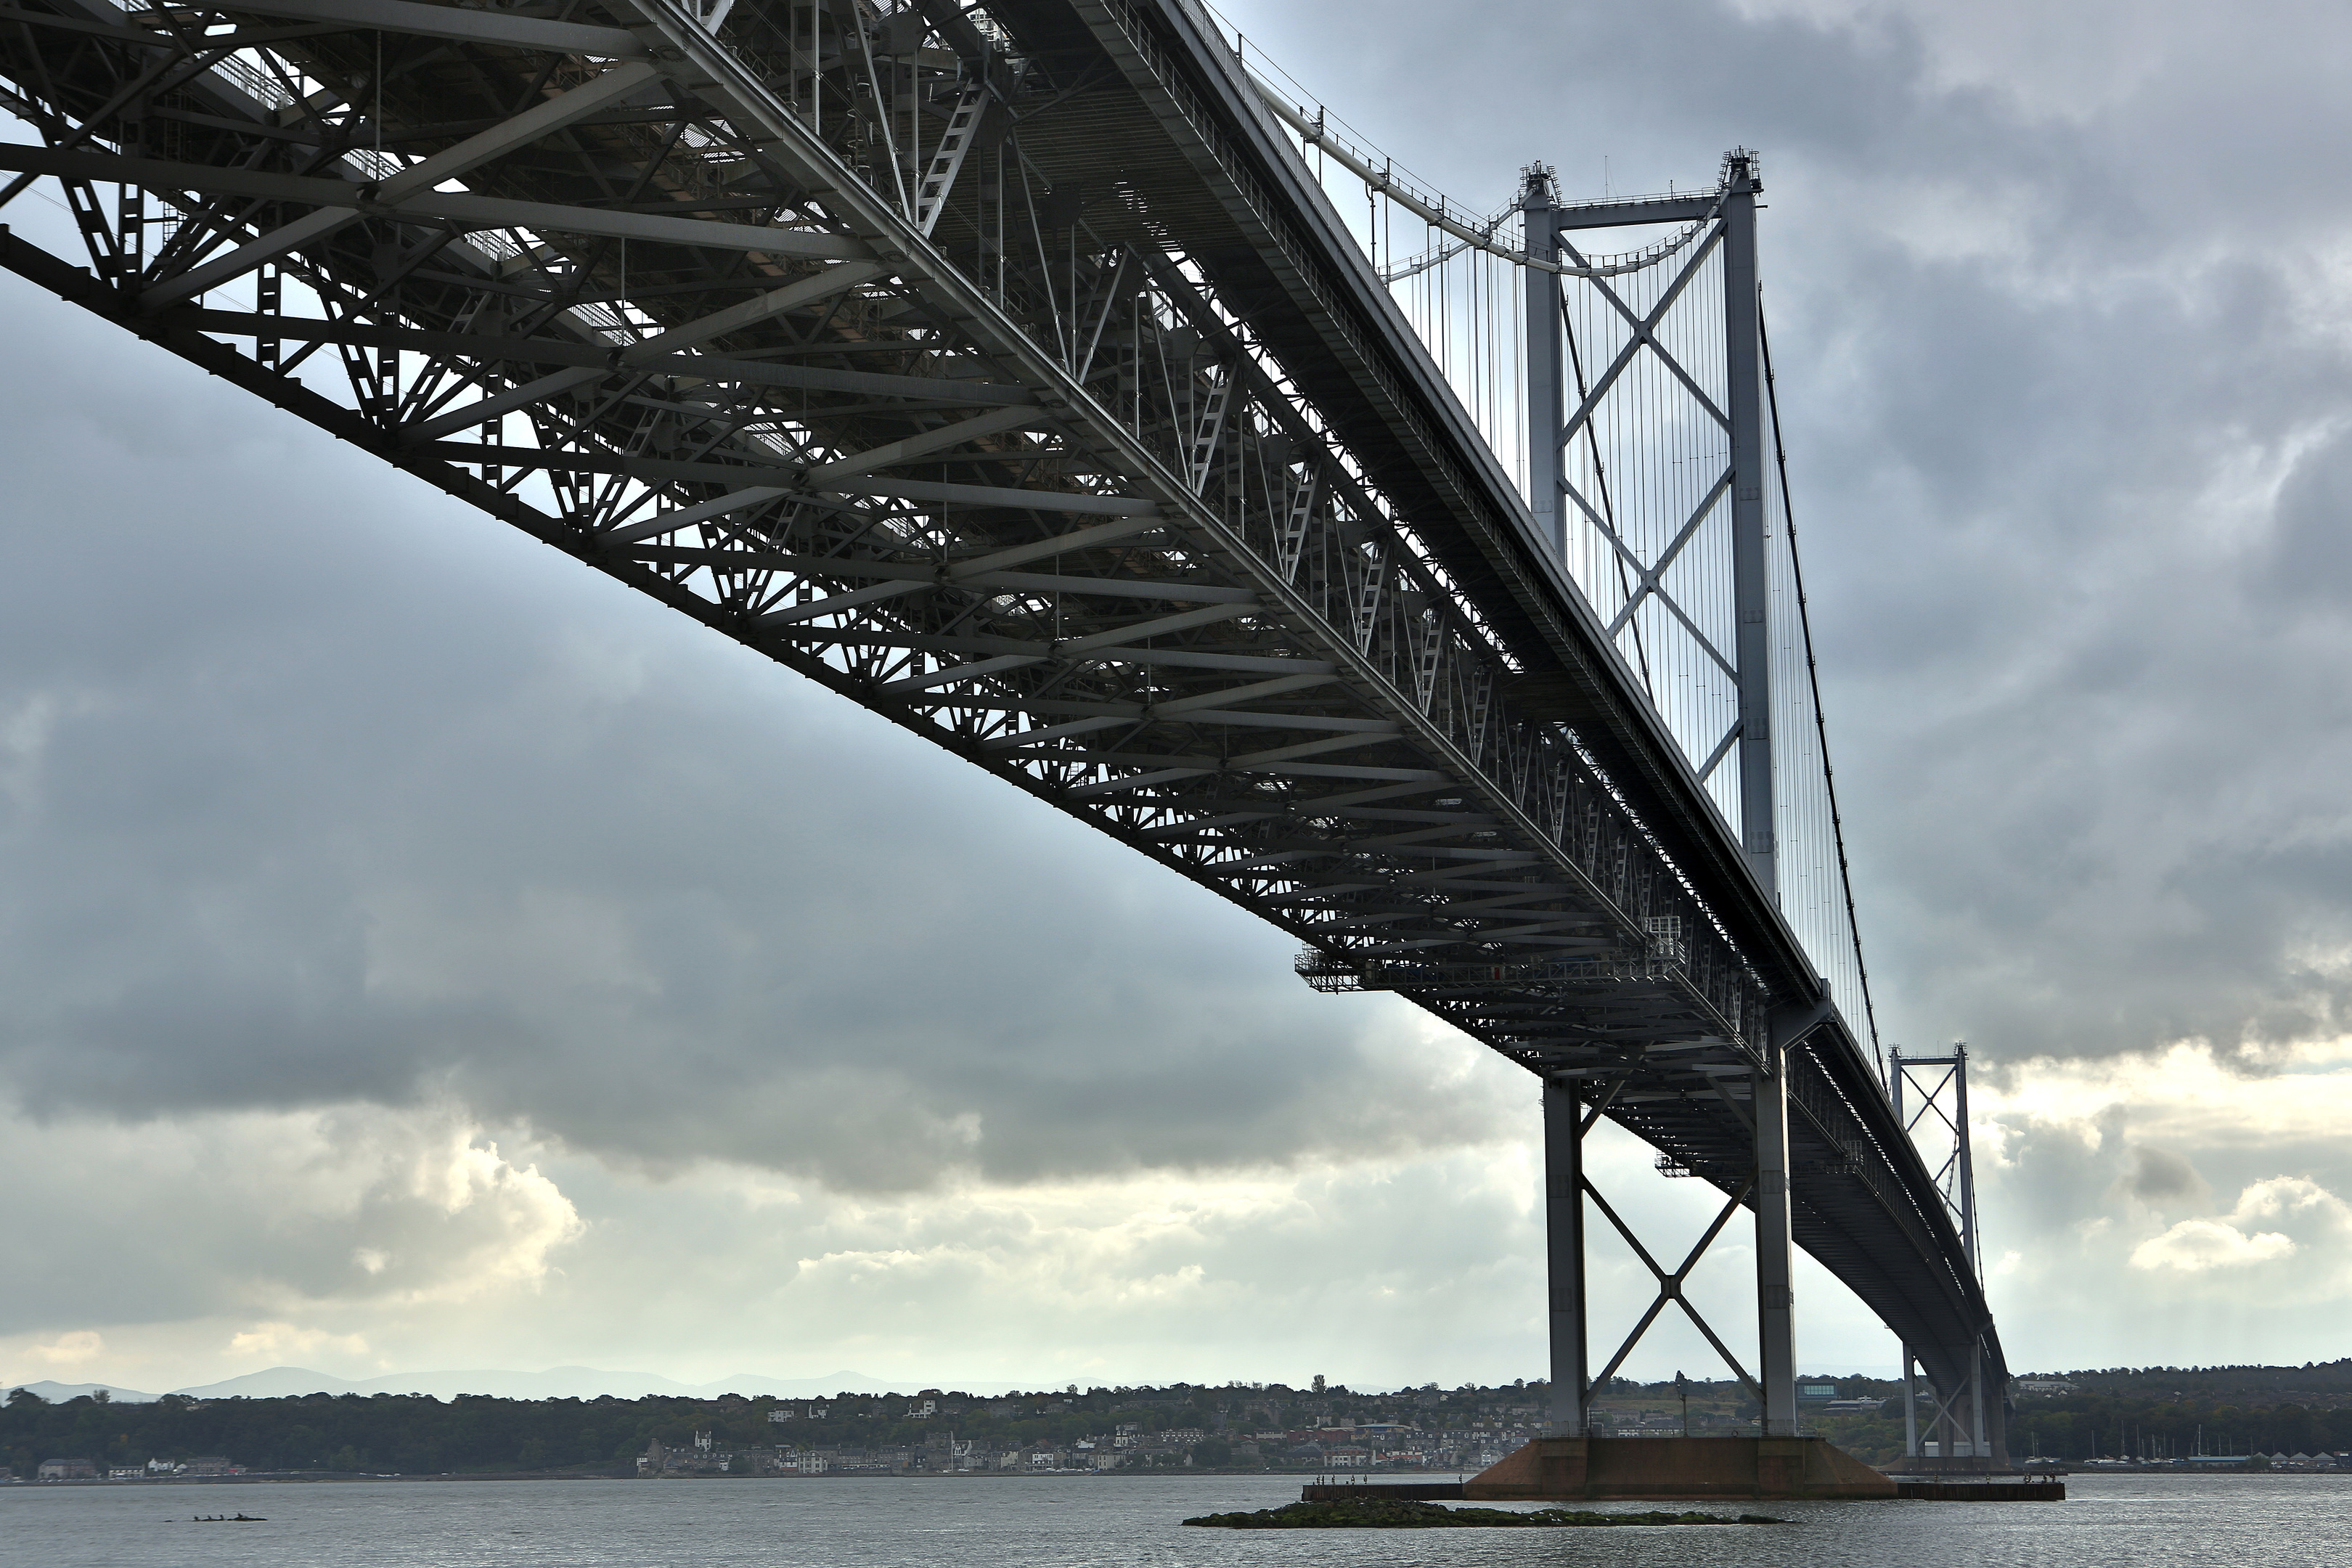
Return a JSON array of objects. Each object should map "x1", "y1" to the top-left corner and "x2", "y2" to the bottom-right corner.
[
  {"x1": 0, "y1": 0, "x2": 2001, "y2": 1450},
  {"x1": 176, "y1": 0, "x2": 648, "y2": 56},
  {"x1": 0, "y1": 143, "x2": 881, "y2": 258}
]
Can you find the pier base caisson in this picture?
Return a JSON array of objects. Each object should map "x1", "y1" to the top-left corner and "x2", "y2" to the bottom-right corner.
[{"x1": 1463, "y1": 1436, "x2": 1898, "y2": 1501}]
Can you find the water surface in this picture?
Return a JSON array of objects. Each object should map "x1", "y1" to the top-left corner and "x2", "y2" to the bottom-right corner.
[{"x1": 7, "y1": 1471, "x2": 2345, "y2": 1566}]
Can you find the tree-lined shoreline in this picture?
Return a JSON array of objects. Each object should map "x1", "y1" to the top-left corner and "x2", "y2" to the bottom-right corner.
[{"x1": 7, "y1": 1360, "x2": 2348, "y2": 1479}]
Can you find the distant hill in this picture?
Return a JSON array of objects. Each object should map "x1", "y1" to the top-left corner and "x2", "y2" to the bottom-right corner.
[
  {"x1": 1797, "y1": 1365, "x2": 1900, "y2": 1379},
  {"x1": 5, "y1": 1366, "x2": 946, "y2": 1405},
  {"x1": 2, "y1": 1379, "x2": 158, "y2": 1403},
  {"x1": 16, "y1": 1362, "x2": 2338, "y2": 1409},
  {"x1": 160, "y1": 1366, "x2": 914, "y2": 1401},
  {"x1": 2020, "y1": 1361, "x2": 2352, "y2": 1409}
]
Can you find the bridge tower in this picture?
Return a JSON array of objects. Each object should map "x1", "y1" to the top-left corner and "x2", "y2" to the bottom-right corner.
[
  {"x1": 1891, "y1": 1044, "x2": 1998, "y2": 1465},
  {"x1": 1522, "y1": 151, "x2": 1800, "y2": 1440}
]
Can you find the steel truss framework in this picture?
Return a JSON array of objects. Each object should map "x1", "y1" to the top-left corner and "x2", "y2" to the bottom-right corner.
[
  {"x1": 1890, "y1": 1045, "x2": 1996, "y2": 1462},
  {"x1": 0, "y1": 0, "x2": 2004, "y2": 1454}
]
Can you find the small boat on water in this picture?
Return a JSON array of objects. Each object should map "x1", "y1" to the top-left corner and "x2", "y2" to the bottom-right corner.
[{"x1": 192, "y1": 1514, "x2": 265, "y2": 1522}]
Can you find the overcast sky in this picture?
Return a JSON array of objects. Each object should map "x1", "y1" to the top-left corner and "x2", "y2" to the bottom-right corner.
[{"x1": 4, "y1": 0, "x2": 2351, "y2": 1398}]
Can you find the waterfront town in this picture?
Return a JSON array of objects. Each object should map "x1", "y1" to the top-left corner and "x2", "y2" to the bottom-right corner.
[
  {"x1": 637, "y1": 1384, "x2": 1535, "y2": 1477},
  {"x1": 7, "y1": 1365, "x2": 2352, "y2": 1482}
]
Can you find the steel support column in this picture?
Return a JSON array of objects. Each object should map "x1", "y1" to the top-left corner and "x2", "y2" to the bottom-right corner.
[
  {"x1": 1754, "y1": 1025, "x2": 1798, "y2": 1437},
  {"x1": 1961, "y1": 1050, "x2": 1987, "y2": 1461},
  {"x1": 1970, "y1": 1342, "x2": 1987, "y2": 1458},
  {"x1": 1543, "y1": 1074, "x2": 1588, "y2": 1434},
  {"x1": 1723, "y1": 152, "x2": 1775, "y2": 893},
  {"x1": 1903, "y1": 1347, "x2": 1920, "y2": 1456},
  {"x1": 1521, "y1": 168, "x2": 1564, "y2": 560},
  {"x1": 1954, "y1": 1047, "x2": 1979, "y2": 1275}
]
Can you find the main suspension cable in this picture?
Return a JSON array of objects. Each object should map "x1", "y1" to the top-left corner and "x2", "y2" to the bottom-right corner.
[
  {"x1": 1758, "y1": 295, "x2": 1885, "y2": 1079},
  {"x1": 1250, "y1": 82, "x2": 1723, "y2": 282}
]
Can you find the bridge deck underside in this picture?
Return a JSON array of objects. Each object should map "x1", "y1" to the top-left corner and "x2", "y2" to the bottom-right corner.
[{"x1": 0, "y1": 0, "x2": 2001, "y2": 1404}]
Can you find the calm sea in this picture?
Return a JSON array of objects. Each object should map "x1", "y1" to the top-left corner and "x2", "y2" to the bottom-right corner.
[{"x1": 4, "y1": 1472, "x2": 2345, "y2": 1567}]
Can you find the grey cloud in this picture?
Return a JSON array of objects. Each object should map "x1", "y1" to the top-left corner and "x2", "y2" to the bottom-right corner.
[
  {"x1": 1976, "y1": 1097, "x2": 2352, "y2": 1365},
  {"x1": 2123, "y1": 1145, "x2": 2210, "y2": 1209},
  {"x1": 2261, "y1": 426, "x2": 2352, "y2": 610},
  {"x1": 0, "y1": 1100, "x2": 576, "y2": 1334},
  {"x1": 1230, "y1": 0, "x2": 2352, "y2": 1070},
  {"x1": 0, "y1": 274, "x2": 1514, "y2": 1193}
]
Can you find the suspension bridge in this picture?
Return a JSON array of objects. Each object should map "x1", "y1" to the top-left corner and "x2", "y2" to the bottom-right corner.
[{"x1": 0, "y1": 0, "x2": 2008, "y2": 1474}]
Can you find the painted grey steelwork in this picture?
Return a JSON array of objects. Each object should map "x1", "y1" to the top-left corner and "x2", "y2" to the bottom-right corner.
[
  {"x1": 1891, "y1": 1045, "x2": 1996, "y2": 1463},
  {"x1": 1753, "y1": 1022, "x2": 1798, "y2": 1437},
  {"x1": 1520, "y1": 154, "x2": 1802, "y2": 1440},
  {"x1": 1540, "y1": 1079, "x2": 1588, "y2": 1431},
  {"x1": 0, "y1": 0, "x2": 2005, "y2": 1458},
  {"x1": 1520, "y1": 173, "x2": 1566, "y2": 560},
  {"x1": 1716, "y1": 165, "x2": 1774, "y2": 895}
]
